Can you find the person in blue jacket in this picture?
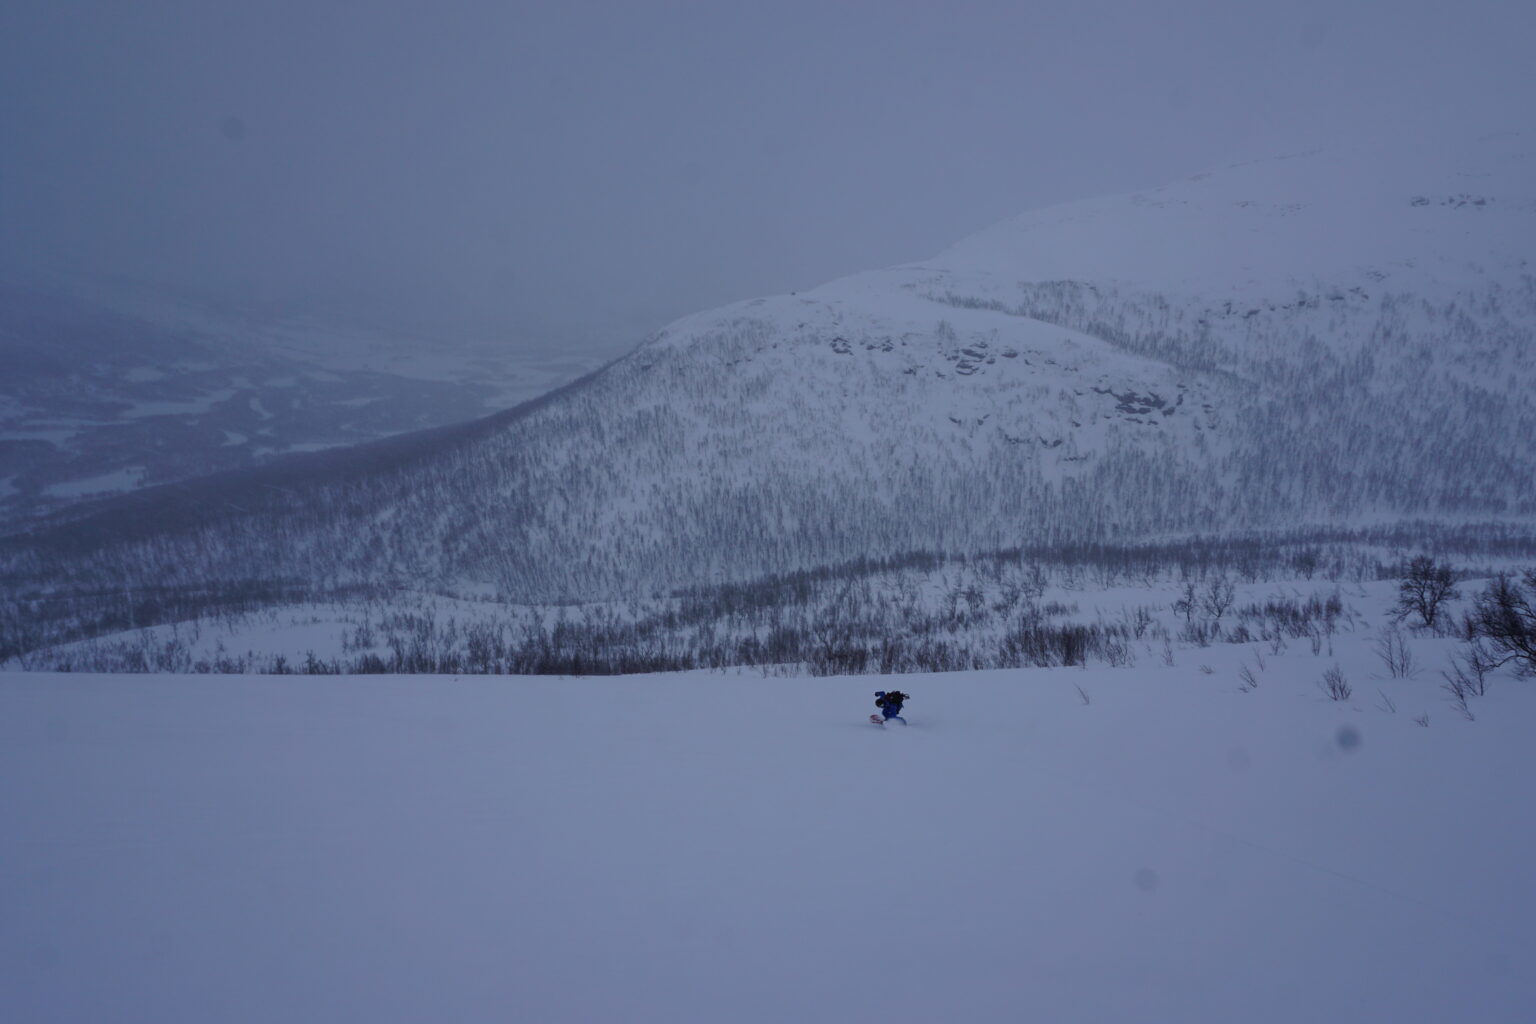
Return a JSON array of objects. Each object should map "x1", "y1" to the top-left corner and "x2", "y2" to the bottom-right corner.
[{"x1": 874, "y1": 689, "x2": 910, "y2": 725}]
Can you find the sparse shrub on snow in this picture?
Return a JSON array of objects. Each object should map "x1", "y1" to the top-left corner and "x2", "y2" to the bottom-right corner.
[
  {"x1": 1319, "y1": 665, "x2": 1352, "y2": 702},
  {"x1": 1373, "y1": 624, "x2": 1417, "y2": 679}
]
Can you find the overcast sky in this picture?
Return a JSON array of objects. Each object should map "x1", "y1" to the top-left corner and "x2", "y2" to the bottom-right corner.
[{"x1": 3, "y1": 1, "x2": 1532, "y2": 354}]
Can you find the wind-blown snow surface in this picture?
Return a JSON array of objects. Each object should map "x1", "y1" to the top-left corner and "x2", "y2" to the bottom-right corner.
[{"x1": 5, "y1": 658, "x2": 1534, "y2": 1022}]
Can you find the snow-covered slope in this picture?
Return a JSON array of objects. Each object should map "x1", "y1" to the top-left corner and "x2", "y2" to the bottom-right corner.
[
  {"x1": 5, "y1": 641, "x2": 1535, "y2": 1022},
  {"x1": 6, "y1": 134, "x2": 1534, "y2": 605}
]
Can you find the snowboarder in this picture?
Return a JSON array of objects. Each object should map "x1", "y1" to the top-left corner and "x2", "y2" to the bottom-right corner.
[{"x1": 874, "y1": 689, "x2": 909, "y2": 725}]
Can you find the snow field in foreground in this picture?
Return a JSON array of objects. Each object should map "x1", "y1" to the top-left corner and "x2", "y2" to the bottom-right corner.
[{"x1": 3, "y1": 646, "x2": 1534, "y2": 1023}]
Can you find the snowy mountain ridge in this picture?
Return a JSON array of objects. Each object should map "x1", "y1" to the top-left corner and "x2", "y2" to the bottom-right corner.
[
  {"x1": 933, "y1": 133, "x2": 1534, "y2": 291},
  {"x1": 4, "y1": 134, "x2": 1534, "y2": 608}
]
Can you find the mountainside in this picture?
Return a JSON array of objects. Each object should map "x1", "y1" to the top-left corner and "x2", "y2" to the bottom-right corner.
[{"x1": 5, "y1": 135, "x2": 1534, "y2": 605}]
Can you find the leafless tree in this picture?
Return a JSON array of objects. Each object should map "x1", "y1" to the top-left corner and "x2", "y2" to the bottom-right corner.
[
  {"x1": 1441, "y1": 643, "x2": 1491, "y2": 702},
  {"x1": 1202, "y1": 574, "x2": 1237, "y2": 622},
  {"x1": 1466, "y1": 569, "x2": 1536, "y2": 675},
  {"x1": 1394, "y1": 556, "x2": 1460, "y2": 630},
  {"x1": 1173, "y1": 579, "x2": 1199, "y2": 624}
]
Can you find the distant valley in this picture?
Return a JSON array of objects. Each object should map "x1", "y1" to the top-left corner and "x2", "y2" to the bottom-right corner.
[{"x1": 0, "y1": 281, "x2": 604, "y2": 525}]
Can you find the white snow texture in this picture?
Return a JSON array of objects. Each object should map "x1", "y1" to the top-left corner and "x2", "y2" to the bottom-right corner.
[{"x1": 4, "y1": 627, "x2": 1535, "y2": 1023}]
